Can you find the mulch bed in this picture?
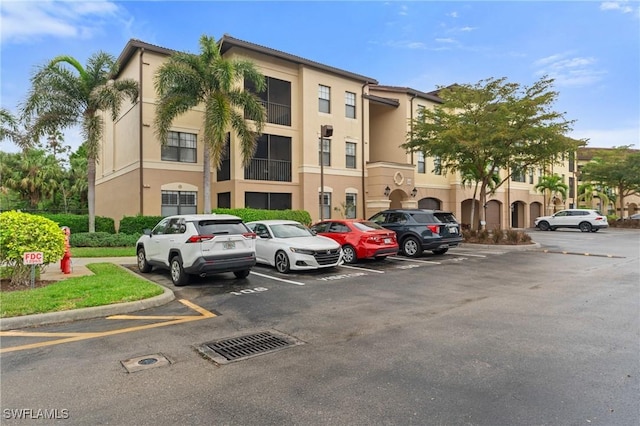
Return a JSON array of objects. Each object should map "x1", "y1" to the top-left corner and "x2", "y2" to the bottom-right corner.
[{"x1": 0, "y1": 279, "x2": 58, "y2": 292}]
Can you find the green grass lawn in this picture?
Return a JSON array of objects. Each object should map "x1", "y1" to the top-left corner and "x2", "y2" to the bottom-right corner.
[
  {"x1": 0, "y1": 263, "x2": 163, "y2": 318},
  {"x1": 71, "y1": 246, "x2": 136, "y2": 257}
]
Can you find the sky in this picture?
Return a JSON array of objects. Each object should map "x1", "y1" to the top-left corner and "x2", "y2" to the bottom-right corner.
[{"x1": 1, "y1": 0, "x2": 639, "y2": 153}]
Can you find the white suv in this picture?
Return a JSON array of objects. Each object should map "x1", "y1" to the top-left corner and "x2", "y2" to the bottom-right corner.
[
  {"x1": 136, "y1": 214, "x2": 256, "y2": 286},
  {"x1": 534, "y1": 209, "x2": 608, "y2": 233}
]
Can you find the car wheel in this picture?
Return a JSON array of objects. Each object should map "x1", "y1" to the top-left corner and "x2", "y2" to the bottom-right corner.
[
  {"x1": 137, "y1": 247, "x2": 152, "y2": 273},
  {"x1": 579, "y1": 222, "x2": 592, "y2": 233},
  {"x1": 170, "y1": 255, "x2": 190, "y2": 286},
  {"x1": 432, "y1": 248, "x2": 448, "y2": 255},
  {"x1": 274, "y1": 250, "x2": 290, "y2": 273},
  {"x1": 538, "y1": 221, "x2": 550, "y2": 231},
  {"x1": 342, "y1": 245, "x2": 357, "y2": 264},
  {"x1": 402, "y1": 236, "x2": 421, "y2": 258},
  {"x1": 234, "y1": 269, "x2": 250, "y2": 279}
]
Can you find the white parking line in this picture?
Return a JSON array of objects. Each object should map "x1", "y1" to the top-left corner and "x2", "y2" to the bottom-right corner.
[
  {"x1": 447, "y1": 252, "x2": 487, "y2": 258},
  {"x1": 340, "y1": 264, "x2": 385, "y2": 274},
  {"x1": 250, "y1": 271, "x2": 305, "y2": 286},
  {"x1": 387, "y1": 256, "x2": 442, "y2": 265}
]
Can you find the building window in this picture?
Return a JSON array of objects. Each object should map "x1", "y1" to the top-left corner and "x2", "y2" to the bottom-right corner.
[
  {"x1": 529, "y1": 169, "x2": 534, "y2": 184},
  {"x1": 245, "y1": 192, "x2": 292, "y2": 210},
  {"x1": 512, "y1": 165, "x2": 526, "y2": 182},
  {"x1": 217, "y1": 192, "x2": 231, "y2": 209},
  {"x1": 417, "y1": 151, "x2": 425, "y2": 174},
  {"x1": 346, "y1": 142, "x2": 356, "y2": 169},
  {"x1": 345, "y1": 91, "x2": 356, "y2": 118},
  {"x1": 319, "y1": 192, "x2": 331, "y2": 219},
  {"x1": 345, "y1": 193, "x2": 356, "y2": 219},
  {"x1": 217, "y1": 133, "x2": 231, "y2": 181},
  {"x1": 319, "y1": 85, "x2": 331, "y2": 113},
  {"x1": 569, "y1": 177, "x2": 575, "y2": 199},
  {"x1": 162, "y1": 131, "x2": 196, "y2": 163},
  {"x1": 433, "y1": 156, "x2": 442, "y2": 175},
  {"x1": 161, "y1": 190, "x2": 197, "y2": 216},
  {"x1": 319, "y1": 138, "x2": 331, "y2": 166}
]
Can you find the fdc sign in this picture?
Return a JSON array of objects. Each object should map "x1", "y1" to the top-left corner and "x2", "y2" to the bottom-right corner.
[{"x1": 23, "y1": 252, "x2": 44, "y2": 265}]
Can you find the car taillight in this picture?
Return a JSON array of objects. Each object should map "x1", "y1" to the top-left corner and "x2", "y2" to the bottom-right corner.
[
  {"x1": 243, "y1": 232, "x2": 257, "y2": 239},
  {"x1": 187, "y1": 235, "x2": 214, "y2": 243},
  {"x1": 595, "y1": 216, "x2": 604, "y2": 221},
  {"x1": 427, "y1": 225, "x2": 439, "y2": 234}
]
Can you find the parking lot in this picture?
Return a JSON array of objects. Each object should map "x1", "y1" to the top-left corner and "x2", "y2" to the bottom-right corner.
[{"x1": 1, "y1": 230, "x2": 638, "y2": 425}]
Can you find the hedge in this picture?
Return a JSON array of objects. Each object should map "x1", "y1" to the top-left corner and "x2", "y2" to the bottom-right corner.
[
  {"x1": 118, "y1": 216, "x2": 164, "y2": 235},
  {"x1": 37, "y1": 213, "x2": 116, "y2": 234},
  {"x1": 70, "y1": 232, "x2": 140, "y2": 247}
]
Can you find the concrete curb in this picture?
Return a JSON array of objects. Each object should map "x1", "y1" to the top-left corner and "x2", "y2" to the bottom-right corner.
[
  {"x1": 459, "y1": 242, "x2": 541, "y2": 251},
  {"x1": 0, "y1": 262, "x2": 175, "y2": 331}
]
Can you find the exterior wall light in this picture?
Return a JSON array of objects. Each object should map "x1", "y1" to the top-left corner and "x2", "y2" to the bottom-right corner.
[
  {"x1": 384, "y1": 186, "x2": 391, "y2": 197},
  {"x1": 411, "y1": 187, "x2": 418, "y2": 198}
]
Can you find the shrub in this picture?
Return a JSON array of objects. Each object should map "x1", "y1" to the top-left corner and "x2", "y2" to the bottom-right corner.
[
  {"x1": 70, "y1": 232, "x2": 140, "y2": 247},
  {"x1": 476, "y1": 229, "x2": 489, "y2": 242},
  {"x1": 0, "y1": 211, "x2": 65, "y2": 286},
  {"x1": 491, "y1": 228, "x2": 504, "y2": 244},
  {"x1": 37, "y1": 213, "x2": 116, "y2": 234},
  {"x1": 118, "y1": 215, "x2": 164, "y2": 235},
  {"x1": 211, "y1": 208, "x2": 313, "y2": 225},
  {"x1": 505, "y1": 229, "x2": 520, "y2": 244}
]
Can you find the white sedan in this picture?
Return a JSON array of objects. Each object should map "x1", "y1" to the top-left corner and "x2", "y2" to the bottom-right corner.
[{"x1": 246, "y1": 220, "x2": 343, "y2": 273}]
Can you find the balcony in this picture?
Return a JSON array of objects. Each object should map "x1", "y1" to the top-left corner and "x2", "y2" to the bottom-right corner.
[
  {"x1": 244, "y1": 158, "x2": 291, "y2": 182},
  {"x1": 260, "y1": 100, "x2": 291, "y2": 126}
]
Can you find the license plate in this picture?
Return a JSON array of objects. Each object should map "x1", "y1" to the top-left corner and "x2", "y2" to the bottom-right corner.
[
  {"x1": 448, "y1": 226, "x2": 458, "y2": 234},
  {"x1": 223, "y1": 241, "x2": 236, "y2": 250},
  {"x1": 384, "y1": 238, "x2": 392, "y2": 244}
]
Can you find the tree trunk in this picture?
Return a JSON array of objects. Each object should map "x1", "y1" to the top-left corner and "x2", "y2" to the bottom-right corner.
[
  {"x1": 203, "y1": 145, "x2": 211, "y2": 214},
  {"x1": 479, "y1": 182, "x2": 487, "y2": 230},
  {"x1": 87, "y1": 156, "x2": 96, "y2": 233},
  {"x1": 470, "y1": 181, "x2": 479, "y2": 230}
]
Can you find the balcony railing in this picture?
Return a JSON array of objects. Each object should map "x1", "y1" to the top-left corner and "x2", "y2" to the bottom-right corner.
[
  {"x1": 244, "y1": 158, "x2": 291, "y2": 182},
  {"x1": 259, "y1": 101, "x2": 291, "y2": 126}
]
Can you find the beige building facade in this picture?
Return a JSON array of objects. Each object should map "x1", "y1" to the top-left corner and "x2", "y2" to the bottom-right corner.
[{"x1": 97, "y1": 36, "x2": 577, "y2": 229}]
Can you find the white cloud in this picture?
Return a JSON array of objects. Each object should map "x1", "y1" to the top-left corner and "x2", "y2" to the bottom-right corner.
[
  {"x1": 534, "y1": 53, "x2": 606, "y2": 87},
  {"x1": 399, "y1": 5, "x2": 408, "y2": 16},
  {"x1": 0, "y1": 0, "x2": 123, "y2": 45},
  {"x1": 600, "y1": 1, "x2": 634, "y2": 14},
  {"x1": 571, "y1": 126, "x2": 640, "y2": 149},
  {"x1": 448, "y1": 11, "x2": 459, "y2": 18},
  {"x1": 384, "y1": 40, "x2": 427, "y2": 50},
  {"x1": 435, "y1": 38, "x2": 456, "y2": 44}
]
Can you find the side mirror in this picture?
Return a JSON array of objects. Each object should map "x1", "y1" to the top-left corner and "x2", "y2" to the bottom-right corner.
[{"x1": 143, "y1": 229, "x2": 152, "y2": 236}]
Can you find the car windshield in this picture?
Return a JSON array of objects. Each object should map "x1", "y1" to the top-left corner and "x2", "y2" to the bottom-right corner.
[
  {"x1": 270, "y1": 223, "x2": 313, "y2": 238},
  {"x1": 352, "y1": 221, "x2": 384, "y2": 231}
]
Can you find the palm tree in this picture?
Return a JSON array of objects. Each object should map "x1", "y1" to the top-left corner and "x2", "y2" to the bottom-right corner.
[
  {"x1": 154, "y1": 34, "x2": 266, "y2": 213},
  {"x1": 535, "y1": 174, "x2": 568, "y2": 214},
  {"x1": 0, "y1": 108, "x2": 34, "y2": 150},
  {"x1": 22, "y1": 53, "x2": 138, "y2": 232},
  {"x1": 577, "y1": 182, "x2": 611, "y2": 214}
]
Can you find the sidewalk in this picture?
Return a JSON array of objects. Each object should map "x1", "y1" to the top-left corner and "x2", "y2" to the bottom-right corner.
[{"x1": 1, "y1": 257, "x2": 175, "y2": 331}]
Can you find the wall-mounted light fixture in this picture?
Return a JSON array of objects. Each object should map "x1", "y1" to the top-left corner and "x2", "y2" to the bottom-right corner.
[
  {"x1": 411, "y1": 187, "x2": 418, "y2": 198},
  {"x1": 384, "y1": 186, "x2": 391, "y2": 197}
]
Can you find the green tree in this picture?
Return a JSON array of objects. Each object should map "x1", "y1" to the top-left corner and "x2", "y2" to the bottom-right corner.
[
  {"x1": 576, "y1": 182, "x2": 610, "y2": 212},
  {"x1": 154, "y1": 34, "x2": 266, "y2": 213},
  {"x1": 22, "y1": 52, "x2": 139, "y2": 231},
  {"x1": 460, "y1": 163, "x2": 500, "y2": 230},
  {"x1": 0, "y1": 108, "x2": 35, "y2": 150},
  {"x1": 0, "y1": 211, "x2": 65, "y2": 286},
  {"x1": 535, "y1": 174, "x2": 568, "y2": 214},
  {"x1": 579, "y1": 146, "x2": 640, "y2": 217},
  {"x1": 404, "y1": 76, "x2": 583, "y2": 228}
]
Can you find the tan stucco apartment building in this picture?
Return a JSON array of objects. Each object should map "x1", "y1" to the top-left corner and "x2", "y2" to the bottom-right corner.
[{"x1": 97, "y1": 35, "x2": 578, "y2": 229}]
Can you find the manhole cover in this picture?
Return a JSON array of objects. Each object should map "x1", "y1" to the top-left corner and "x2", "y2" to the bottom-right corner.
[
  {"x1": 121, "y1": 353, "x2": 170, "y2": 373},
  {"x1": 197, "y1": 330, "x2": 304, "y2": 365}
]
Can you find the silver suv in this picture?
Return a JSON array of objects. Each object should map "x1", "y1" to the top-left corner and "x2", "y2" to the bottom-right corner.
[
  {"x1": 136, "y1": 214, "x2": 256, "y2": 286},
  {"x1": 534, "y1": 209, "x2": 608, "y2": 233}
]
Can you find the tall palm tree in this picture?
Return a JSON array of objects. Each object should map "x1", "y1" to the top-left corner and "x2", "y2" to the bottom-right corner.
[
  {"x1": 535, "y1": 174, "x2": 568, "y2": 214},
  {"x1": 577, "y1": 182, "x2": 610, "y2": 213},
  {"x1": 22, "y1": 53, "x2": 138, "y2": 232},
  {"x1": 154, "y1": 34, "x2": 266, "y2": 213}
]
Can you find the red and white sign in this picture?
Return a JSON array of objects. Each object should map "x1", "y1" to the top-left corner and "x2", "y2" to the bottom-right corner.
[{"x1": 23, "y1": 252, "x2": 44, "y2": 265}]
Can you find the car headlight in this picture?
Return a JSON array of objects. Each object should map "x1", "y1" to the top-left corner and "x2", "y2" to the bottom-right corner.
[{"x1": 290, "y1": 247, "x2": 315, "y2": 255}]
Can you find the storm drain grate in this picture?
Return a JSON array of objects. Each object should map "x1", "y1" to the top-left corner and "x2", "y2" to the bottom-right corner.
[{"x1": 197, "y1": 330, "x2": 304, "y2": 365}]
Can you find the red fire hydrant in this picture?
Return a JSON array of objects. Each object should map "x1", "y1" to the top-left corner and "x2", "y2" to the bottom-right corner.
[{"x1": 60, "y1": 226, "x2": 72, "y2": 274}]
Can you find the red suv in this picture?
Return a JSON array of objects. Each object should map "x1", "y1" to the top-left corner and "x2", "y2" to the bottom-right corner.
[{"x1": 310, "y1": 219, "x2": 399, "y2": 263}]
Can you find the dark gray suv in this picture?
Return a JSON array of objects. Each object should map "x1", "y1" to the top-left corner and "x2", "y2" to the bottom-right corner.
[{"x1": 369, "y1": 209, "x2": 463, "y2": 257}]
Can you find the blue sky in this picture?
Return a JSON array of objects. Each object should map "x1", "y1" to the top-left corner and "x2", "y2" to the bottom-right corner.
[{"x1": 1, "y1": 1, "x2": 638, "y2": 153}]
